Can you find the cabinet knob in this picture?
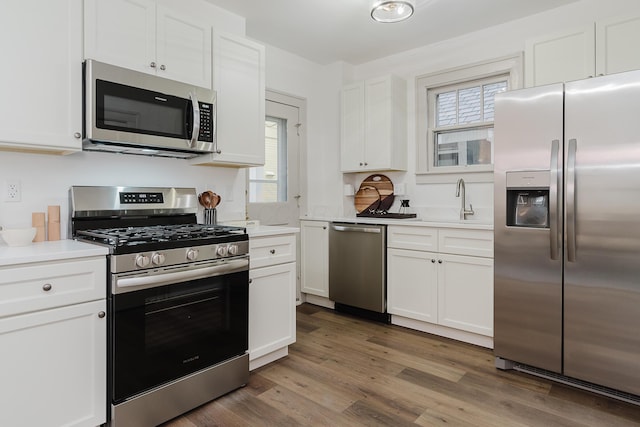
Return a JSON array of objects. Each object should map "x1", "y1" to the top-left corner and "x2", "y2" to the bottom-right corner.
[
  {"x1": 150, "y1": 61, "x2": 157, "y2": 68},
  {"x1": 249, "y1": 278, "x2": 253, "y2": 284},
  {"x1": 42, "y1": 283, "x2": 52, "y2": 291},
  {"x1": 359, "y1": 162, "x2": 364, "y2": 166},
  {"x1": 270, "y1": 249, "x2": 276, "y2": 254},
  {"x1": 73, "y1": 132, "x2": 81, "y2": 139},
  {"x1": 438, "y1": 259, "x2": 443, "y2": 264},
  {"x1": 431, "y1": 259, "x2": 436, "y2": 263},
  {"x1": 98, "y1": 311, "x2": 106, "y2": 318},
  {"x1": 364, "y1": 162, "x2": 368, "y2": 166},
  {"x1": 216, "y1": 149, "x2": 222, "y2": 154},
  {"x1": 160, "y1": 64, "x2": 166, "y2": 71},
  {"x1": 323, "y1": 226, "x2": 327, "y2": 230}
]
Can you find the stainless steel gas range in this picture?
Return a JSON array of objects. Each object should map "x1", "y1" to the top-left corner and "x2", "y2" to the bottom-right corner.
[{"x1": 70, "y1": 186, "x2": 249, "y2": 427}]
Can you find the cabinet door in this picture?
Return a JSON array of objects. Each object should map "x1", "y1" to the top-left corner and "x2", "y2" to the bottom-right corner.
[
  {"x1": 84, "y1": 0, "x2": 156, "y2": 75},
  {"x1": 191, "y1": 32, "x2": 265, "y2": 166},
  {"x1": 0, "y1": 0, "x2": 83, "y2": 153},
  {"x1": 156, "y1": 4, "x2": 212, "y2": 88},
  {"x1": 340, "y1": 82, "x2": 365, "y2": 172},
  {"x1": 249, "y1": 263, "x2": 296, "y2": 360},
  {"x1": 438, "y1": 253, "x2": 493, "y2": 336},
  {"x1": 300, "y1": 221, "x2": 329, "y2": 297},
  {"x1": 387, "y1": 248, "x2": 438, "y2": 323},
  {"x1": 0, "y1": 300, "x2": 106, "y2": 427},
  {"x1": 525, "y1": 24, "x2": 595, "y2": 87},
  {"x1": 596, "y1": 15, "x2": 640, "y2": 76},
  {"x1": 364, "y1": 76, "x2": 392, "y2": 170}
]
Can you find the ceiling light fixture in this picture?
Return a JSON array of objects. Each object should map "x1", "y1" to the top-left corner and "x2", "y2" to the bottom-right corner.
[{"x1": 371, "y1": 0, "x2": 415, "y2": 23}]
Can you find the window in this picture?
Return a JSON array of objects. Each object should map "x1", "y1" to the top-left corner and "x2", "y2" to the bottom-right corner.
[
  {"x1": 430, "y1": 76, "x2": 507, "y2": 168},
  {"x1": 416, "y1": 55, "x2": 522, "y2": 179},
  {"x1": 248, "y1": 116, "x2": 287, "y2": 203}
]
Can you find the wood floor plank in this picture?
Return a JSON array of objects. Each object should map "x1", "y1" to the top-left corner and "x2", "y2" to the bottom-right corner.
[{"x1": 164, "y1": 304, "x2": 640, "y2": 426}]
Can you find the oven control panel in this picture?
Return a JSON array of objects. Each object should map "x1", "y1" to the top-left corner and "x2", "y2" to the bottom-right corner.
[
  {"x1": 120, "y1": 192, "x2": 164, "y2": 204},
  {"x1": 110, "y1": 241, "x2": 249, "y2": 273}
]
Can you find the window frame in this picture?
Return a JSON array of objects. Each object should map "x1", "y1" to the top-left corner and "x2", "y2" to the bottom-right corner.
[
  {"x1": 248, "y1": 115, "x2": 288, "y2": 203},
  {"x1": 416, "y1": 54, "x2": 523, "y2": 182}
]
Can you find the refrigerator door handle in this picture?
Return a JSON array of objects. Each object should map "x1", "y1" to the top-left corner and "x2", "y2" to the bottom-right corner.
[
  {"x1": 567, "y1": 138, "x2": 577, "y2": 262},
  {"x1": 550, "y1": 139, "x2": 560, "y2": 260}
]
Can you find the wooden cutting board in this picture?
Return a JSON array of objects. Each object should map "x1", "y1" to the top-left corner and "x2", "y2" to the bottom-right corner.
[
  {"x1": 354, "y1": 186, "x2": 380, "y2": 213},
  {"x1": 359, "y1": 175, "x2": 394, "y2": 211}
]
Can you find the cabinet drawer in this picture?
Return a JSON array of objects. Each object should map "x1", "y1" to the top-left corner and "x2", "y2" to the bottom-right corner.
[
  {"x1": 0, "y1": 257, "x2": 106, "y2": 318},
  {"x1": 438, "y1": 229, "x2": 493, "y2": 258},
  {"x1": 387, "y1": 225, "x2": 437, "y2": 251},
  {"x1": 250, "y1": 234, "x2": 296, "y2": 269}
]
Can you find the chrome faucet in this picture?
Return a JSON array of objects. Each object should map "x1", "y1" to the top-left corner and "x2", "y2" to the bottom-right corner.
[{"x1": 456, "y1": 178, "x2": 475, "y2": 220}]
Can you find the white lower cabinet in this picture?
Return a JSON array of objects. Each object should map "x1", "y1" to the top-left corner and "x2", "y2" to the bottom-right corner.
[
  {"x1": 300, "y1": 220, "x2": 330, "y2": 299},
  {"x1": 248, "y1": 233, "x2": 297, "y2": 370},
  {"x1": 0, "y1": 253, "x2": 107, "y2": 426},
  {"x1": 0, "y1": 298, "x2": 106, "y2": 427},
  {"x1": 387, "y1": 225, "x2": 494, "y2": 348}
]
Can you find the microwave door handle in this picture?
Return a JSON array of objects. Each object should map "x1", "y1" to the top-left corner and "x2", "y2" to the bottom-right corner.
[{"x1": 189, "y1": 92, "x2": 200, "y2": 148}]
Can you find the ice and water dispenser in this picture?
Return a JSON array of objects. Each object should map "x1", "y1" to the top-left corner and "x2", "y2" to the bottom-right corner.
[{"x1": 506, "y1": 171, "x2": 550, "y2": 228}]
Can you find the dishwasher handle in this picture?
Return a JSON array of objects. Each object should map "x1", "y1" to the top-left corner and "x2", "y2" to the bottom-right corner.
[{"x1": 331, "y1": 224, "x2": 382, "y2": 233}]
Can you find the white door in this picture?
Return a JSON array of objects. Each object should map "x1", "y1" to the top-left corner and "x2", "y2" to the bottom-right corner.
[{"x1": 247, "y1": 93, "x2": 302, "y2": 227}]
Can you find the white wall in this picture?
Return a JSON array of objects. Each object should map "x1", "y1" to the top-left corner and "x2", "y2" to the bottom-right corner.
[{"x1": 334, "y1": 0, "x2": 640, "y2": 222}]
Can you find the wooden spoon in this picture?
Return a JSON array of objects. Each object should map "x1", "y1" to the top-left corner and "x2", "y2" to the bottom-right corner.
[{"x1": 200, "y1": 191, "x2": 213, "y2": 209}]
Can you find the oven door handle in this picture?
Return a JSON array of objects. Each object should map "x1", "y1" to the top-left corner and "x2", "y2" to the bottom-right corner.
[{"x1": 114, "y1": 258, "x2": 248, "y2": 293}]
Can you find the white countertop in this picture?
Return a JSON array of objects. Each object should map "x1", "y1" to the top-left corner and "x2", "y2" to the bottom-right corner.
[
  {"x1": 0, "y1": 239, "x2": 109, "y2": 267},
  {"x1": 301, "y1": 216, "x2": 493, "y2": 230}
]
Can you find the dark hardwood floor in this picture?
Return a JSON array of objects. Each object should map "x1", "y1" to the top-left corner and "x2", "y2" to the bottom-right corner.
[{"x1": 165, "y1": 304, "x2": 640, "y2": 426}]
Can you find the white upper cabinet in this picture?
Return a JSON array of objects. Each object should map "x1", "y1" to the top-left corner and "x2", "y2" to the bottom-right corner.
[
  {"x1": 340, "y1": 75, "x2": 407, "y2": 172},
  {"x1": 0, "y1": 0, "x2": 83, "y2": 154},
  {"x1": 595, "y1": 15, "x2": 640, "y2": 77},
  {"x1": 525, "y1": 15, "x2": 640, "y2": 87},
  {"x1": 84, "y1": 0, "x2": 212, "y2": 88},
  {"x1": 191, "y1": 32, "x2": 266, "y2": 167}
]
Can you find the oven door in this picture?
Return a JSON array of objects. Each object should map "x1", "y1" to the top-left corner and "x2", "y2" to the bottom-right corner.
[{"x1": 110, "y1": 257, "x2": 248, "y2": 404}]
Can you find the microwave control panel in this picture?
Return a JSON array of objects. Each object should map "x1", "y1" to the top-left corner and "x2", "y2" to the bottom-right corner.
[{"x1": 198, "y1": 102, "x2": 214, "y2": 142}]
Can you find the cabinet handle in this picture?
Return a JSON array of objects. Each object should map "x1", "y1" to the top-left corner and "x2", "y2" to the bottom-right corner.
[
  {"x1": 438, "y1": 259, "x2": 443, "y2": 264},
  {"x1": 42, "y1": 283, "x2": 52, "y2": 291},
  {"x1": 73, "y1": 132, "x2": 81, "y2": 139},
  {"x1": 160, "y1": 64, "x2": 166, "y2": 71},
  {"x1": 270, "y1": 249, "x2": 276, "y2": 254},
  {"x1": 98, "y1": 311, "x2": 106, "y2": 318},
  {"x1": 150, "y1": 61, "x2": 157, "y2": 68}
]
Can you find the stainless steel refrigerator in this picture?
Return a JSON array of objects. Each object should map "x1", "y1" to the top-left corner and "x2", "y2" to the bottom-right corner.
[{"x1": 493, "y1": 69, "x2": 640, "y2": 398}]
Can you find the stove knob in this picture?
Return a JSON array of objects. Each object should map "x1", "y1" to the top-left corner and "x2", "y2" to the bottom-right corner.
[
  {"x1": 228, "y1": 244, "x2": 239, "y2": 256},
  {"x1": 186, "y1": 248, "x2": 199, "y2": 261},
  {"x1": 151, "y1": 252, "x2": 166, "y2": 265},
  {"x1": 216, "y1": 245, "x2": 228, "y2": 257},
  {"x1": 135, "y1": 254, "x2": 150, "y2": 268}
]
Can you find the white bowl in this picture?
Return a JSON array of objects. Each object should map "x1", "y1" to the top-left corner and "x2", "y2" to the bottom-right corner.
[{"x1": 0, "y1": 227, "x2": 37, "y2": 246}]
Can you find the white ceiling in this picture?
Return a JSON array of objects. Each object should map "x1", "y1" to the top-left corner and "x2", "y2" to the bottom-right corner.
[{"x1": 203, "y1": 0, "x2": 579, "y2": 65}]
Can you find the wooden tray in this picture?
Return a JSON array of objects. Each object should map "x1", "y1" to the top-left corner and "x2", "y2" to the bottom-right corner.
[
  {"x1": 354, "y1": 186, "x2": 380, "y2": 213},
  {"x1": 358, "y1": 175, "x2": 394, "y2": 211}
]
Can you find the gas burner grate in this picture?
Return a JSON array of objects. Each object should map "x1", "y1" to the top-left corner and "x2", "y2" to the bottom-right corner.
[{"x1": 76, "y1": 224, "x2": 246, "y2": 247}]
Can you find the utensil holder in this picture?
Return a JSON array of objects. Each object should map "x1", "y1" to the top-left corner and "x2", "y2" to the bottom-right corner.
[{"x1": 204, "y1": 208, "x2": 217, "y2": 225}]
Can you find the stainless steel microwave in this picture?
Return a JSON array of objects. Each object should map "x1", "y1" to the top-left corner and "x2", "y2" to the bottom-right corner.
[{"x1": 83, "y1": 60, "x2": 216, "y2": 158}]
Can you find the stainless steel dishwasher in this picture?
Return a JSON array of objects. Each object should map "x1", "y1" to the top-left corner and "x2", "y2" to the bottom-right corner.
[{"x1": 329, "y1": 222, "x2": 389, "y2": 323}]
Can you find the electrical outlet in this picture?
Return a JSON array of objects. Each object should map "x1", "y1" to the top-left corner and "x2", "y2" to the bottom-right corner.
[{"x1": 4, "y1": 179, "x2": 21, "y2": 202}]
